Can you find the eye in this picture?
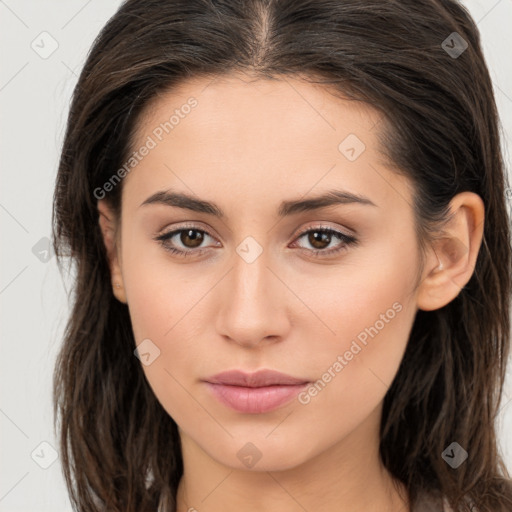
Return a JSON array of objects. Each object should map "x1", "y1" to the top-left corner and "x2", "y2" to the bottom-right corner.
[
  {"x1": 154, "y1": 224, "x2": 218, "y2": 257},
  {"x1": 154, "y1": 224, "x2": 358, "y2": 258},
  {"x1": 291, "y1": 225, "x2": 358, "y2": 257}
]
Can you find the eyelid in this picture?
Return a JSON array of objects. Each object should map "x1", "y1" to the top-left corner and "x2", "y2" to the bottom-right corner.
[
  {"x1": 292, "y1": 222, "x2": 355, "y2": 239},
  {"x1": 156, "y1": 221, "x2": 217, "y2": 239},
  {"x1": 290, "y1": 224, "x2": 357, "y2": 255},
  {"x1": 155, "y1": 222, "x2": 220, "y2": 247},
  {"x1": 155, "y1": 222, "x2": 357, "y2": 257},
  {"x1": 157, "y1": 221, "x2": 354, "y2": 240}
]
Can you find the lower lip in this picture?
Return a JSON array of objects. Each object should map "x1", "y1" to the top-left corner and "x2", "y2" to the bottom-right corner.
[{"x1": 204, "y1": 382, "x2": 309, "y2": 414}]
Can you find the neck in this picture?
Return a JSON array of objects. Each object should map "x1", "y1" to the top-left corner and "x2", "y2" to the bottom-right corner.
[{"x1": 174, "y1": 407, "x2": 409, "y2": 512}]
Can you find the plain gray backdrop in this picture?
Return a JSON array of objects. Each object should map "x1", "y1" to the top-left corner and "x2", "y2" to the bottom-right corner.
[{"x1": 1, "y1": 0, "x2": 511, "y2": 510}]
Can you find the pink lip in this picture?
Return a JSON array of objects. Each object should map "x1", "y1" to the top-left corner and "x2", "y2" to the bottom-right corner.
[{"x1": 203, "y1": 370, "x2": 310, "y2": 414}]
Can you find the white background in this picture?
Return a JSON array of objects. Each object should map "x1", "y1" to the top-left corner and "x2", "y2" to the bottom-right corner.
[{"x1": 1, "y1": 1, "x2": 511, "y2": 510}]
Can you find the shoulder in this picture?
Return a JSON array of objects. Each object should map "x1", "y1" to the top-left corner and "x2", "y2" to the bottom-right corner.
[
  {"x1": 414, "y1": 490, "x2": 477, "y2": 512},
  {"x1": 442, "y1": 497, "x2": 454, "y2": 511},
  {"x1": 443, "y1": 496, "x2": 479, "y2": 512}
]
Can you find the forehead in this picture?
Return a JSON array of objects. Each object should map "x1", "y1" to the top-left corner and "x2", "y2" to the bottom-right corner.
[
  {"x1": 122, "y1": 72, "x2": 410, "y2": 216},
  {"x1": 133, "y1": 72, "x2": 382, "y2": 146}
]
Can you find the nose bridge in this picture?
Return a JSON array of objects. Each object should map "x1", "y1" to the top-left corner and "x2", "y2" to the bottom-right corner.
[
  {"x1": 234, "y1": 242, "x2": 271, "y2": 302},
  {"x1": 215, "y1": 240, "x2": 289, "y2": 346}
]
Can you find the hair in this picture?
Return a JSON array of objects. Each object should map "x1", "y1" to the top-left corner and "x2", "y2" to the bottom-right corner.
[{"x1": 52, "y1": 0, "x2": 512, "y2": 510}]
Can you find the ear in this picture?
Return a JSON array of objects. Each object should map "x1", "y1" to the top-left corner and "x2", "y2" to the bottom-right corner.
[
  {"x1": 416, "y1": 191, "x2": 485, "y2": 311},
  {"x1": 97, "y1": 199, "x2": 127, "y2": 304}
]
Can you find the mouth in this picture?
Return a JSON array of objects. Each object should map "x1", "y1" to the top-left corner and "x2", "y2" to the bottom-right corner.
[{"x1": 203, "y1": 369, "x2": 310, "y2": 414}]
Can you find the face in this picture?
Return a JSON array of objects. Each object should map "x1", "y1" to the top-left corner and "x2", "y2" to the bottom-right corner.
[{"x1": 104, "y1": 73, "x2": 425, "y2": 471}]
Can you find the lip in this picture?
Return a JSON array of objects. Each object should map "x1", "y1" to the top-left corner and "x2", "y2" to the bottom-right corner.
[{"x1": 203, "y1": 370, "x2": 310, "y2": 414}]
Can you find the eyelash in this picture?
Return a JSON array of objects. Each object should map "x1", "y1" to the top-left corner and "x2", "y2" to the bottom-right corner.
[{"x1": 154, "y1": 224, "x2": 358, "y2": 259}]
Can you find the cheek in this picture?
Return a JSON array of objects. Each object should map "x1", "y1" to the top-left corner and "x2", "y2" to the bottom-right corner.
[
  {"x1": 121, "y1": 245, "x2": 219, "y2": 419},
  {"x1": 301, "y1": 236, "x2": 418, "y2": 348},
  {"x1": 285, "y1": 271, "x2": 417, "y2": 462},
  {"x1": 293, "y1": 241, "x2": 419, "y2": 408},
  {"x1": 125, "y1": 267, "x2": 210, "y2": 377},
  {"x1": 121, "y1": 231, "x2": 209, "y2": 343},
  {"x1": 300, "y1": 297, "x2": 416, "y2": 411},
  {"x1": 126, "y1": 279, "x2": 208, "y2": 426}
]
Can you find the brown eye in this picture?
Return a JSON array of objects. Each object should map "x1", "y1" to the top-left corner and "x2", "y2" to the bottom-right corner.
[
  {"x1": 179, "y1": 229, "x2": 205, "y2": 248},
  {"x1": 292, "y1": 226, "x2": 358, "y2": 257},
  {"x1": 307, "y1": 230, "x2": 333, "y2": 250},
  {"x1": 154, "y1": 226, "x2": 216, "y2": 257}
]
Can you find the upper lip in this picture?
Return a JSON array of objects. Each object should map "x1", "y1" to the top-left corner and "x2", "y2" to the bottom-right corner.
[{"x1": 204, "y1": 369, "x2": 309, "y2": 388}]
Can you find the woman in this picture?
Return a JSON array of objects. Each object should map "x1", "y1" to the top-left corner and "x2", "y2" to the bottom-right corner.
[{"x1": 52, "y1": 0, "x2": 512, "y2": 510}]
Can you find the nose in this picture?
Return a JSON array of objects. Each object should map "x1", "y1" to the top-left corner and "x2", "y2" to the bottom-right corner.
[{"x1": 214, "y1": 245, "x2": 291, "y2": 348}]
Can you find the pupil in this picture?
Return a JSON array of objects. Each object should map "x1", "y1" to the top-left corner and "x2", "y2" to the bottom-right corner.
[
  {"x1": 182, "y1": 229, "x2": 203, "y2": 248},
  {"x1": 310, "y1": 231, "x2": 330, "y2": 249}
]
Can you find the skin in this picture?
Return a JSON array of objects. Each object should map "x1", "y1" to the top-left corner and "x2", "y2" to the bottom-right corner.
[{"x1": 98, "y1": 72, "x2": 484, "y2": 512}]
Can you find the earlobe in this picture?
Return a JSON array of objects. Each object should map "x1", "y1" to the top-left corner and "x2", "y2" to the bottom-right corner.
[
  {"x1": 97, "y1": 199, "x2": 127, "y2": 304},
  {"x1": 416, "y1": 192, "x2": 485, "y2": 312}
]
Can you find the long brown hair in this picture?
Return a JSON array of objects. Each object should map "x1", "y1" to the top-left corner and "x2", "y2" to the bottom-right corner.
[{"x1": 52, "y1": 0, "x2": 512, "y2": 510}]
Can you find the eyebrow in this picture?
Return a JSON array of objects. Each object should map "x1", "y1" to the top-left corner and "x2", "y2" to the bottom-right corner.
[{"x1": 140, "y1": 188, "x2": 377, "y2": 218}]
